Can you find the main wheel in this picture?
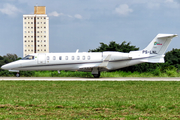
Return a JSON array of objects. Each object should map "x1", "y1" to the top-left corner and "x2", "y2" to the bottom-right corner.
[
  {"x1": 16, "y1": 73, "x2": 20, "y2": 77},
  {"x1": 93, "y1": 72, "x2": 100, "y2": 78}
]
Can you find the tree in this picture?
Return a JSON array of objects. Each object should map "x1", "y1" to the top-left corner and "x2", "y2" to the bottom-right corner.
[
  {"x1": 164, "y1": 48, "x2": 180, "y2": 69},
  {"x1": 89, "y1": 41, "x2": 139, "y2": 52}
]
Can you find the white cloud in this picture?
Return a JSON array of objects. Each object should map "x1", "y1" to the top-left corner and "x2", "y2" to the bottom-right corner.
[
  {"x1": 165, "y1": 0, "x2": 174, "y2": 3},
  {"x1": 147, "y1": 3, "x2": 160, "y2": 9},
  {"x1": 0, "y1": 3, "x2": 22, "y2": 16},
  {"x1": 48, "y1": 11, "x2": 63, "y2": 17},
  {"x1": 115, "y1": 4, "x2": 133, "y2": 16},
  {"x1": 48, "y1": 11, "x2": 83, "y2": 19},
  {"x1": 74, "y1": 14, "x2": 82, "y2": 19}
]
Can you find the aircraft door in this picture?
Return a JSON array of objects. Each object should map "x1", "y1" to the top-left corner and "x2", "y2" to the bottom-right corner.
[{"x1": 37, "y1": 53, "x2": 46, "y2": 64}]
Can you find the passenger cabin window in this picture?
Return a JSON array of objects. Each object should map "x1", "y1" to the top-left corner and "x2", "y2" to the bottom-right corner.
[
  {"x1": 77, "y1": 56, "x2": 80, "y2": 60},
  {"x1": 65, "y1": 56, "x2": 68, "y2": 60},
  {"x1": 53, "y1": 56, "x2": 56, "y2": 60},
  {"x1": 72, "y1": 56, "x2": 74, "y2": 60},
  {"x1": 47, "y1": 56, "x2": 50, "y2": 60},
  {"x1": 21, "y1": 55, "x2": 34, "y2": 60},
  {"x1": 82, "y1": 56, "x2": 85, "y2": 60},
  {"x1": 87, "y1": 56, "x2": 90, "y2": 60},
  {"x1": 59, "y1": 56, "x2": 62, "y2": 60}
]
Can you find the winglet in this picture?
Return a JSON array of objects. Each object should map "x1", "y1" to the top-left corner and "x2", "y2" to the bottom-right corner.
[{"x1": 98, "y1": 55, "x2": 111, "y2": 68}]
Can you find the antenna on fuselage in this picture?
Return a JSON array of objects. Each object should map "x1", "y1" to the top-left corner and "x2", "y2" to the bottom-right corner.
[{"x1": 76, "y1": 49, "x2": 79, "y2": 53}]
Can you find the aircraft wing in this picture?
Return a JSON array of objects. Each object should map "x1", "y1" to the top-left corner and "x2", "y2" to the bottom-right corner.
[{"x1": 78, "y1": 55, "x2": 111, "y2": 71}]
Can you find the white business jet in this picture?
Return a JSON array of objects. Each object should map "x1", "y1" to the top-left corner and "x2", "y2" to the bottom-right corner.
[{"x1": 1, "y1": 34, "x2": 178, "y2": 78}]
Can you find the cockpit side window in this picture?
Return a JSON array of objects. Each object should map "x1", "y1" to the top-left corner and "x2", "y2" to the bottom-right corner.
[{"x1": 21, "y1": 55, "x2": 34, "y2": 60}]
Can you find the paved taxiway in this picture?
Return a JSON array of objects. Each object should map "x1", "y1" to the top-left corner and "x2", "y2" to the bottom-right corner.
[{"x1": 1, "y1": 77, "x2": 180, "y2": 81}]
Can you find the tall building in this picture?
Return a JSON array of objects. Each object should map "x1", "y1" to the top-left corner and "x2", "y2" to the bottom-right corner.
[{"x1": 23, "y1": 6, "x2": 49, "y2": 57}]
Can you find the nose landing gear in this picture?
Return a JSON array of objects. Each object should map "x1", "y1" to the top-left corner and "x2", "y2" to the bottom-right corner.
[{"x1": 16, "y1": 72, "x2": 20, "y2": 77}]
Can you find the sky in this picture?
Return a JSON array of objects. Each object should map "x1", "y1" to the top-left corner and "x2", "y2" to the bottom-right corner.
[{"x1": 0, "y1": 0, "x2": 180, "y2": 57}]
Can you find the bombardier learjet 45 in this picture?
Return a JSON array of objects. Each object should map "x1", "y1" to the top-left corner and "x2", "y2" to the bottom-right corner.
[{"x1": 1, "y1": 34, "x2": 178, "y2": 78}]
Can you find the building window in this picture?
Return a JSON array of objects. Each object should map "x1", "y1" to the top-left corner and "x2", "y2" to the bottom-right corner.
[
  {"x1": 44, "y1": 45, "x2": 46, "y2": 47},
  {"x1": 31, "y1": 50, "x2": 33, "y2": 51},
  {"x1": 37, "y1": 40, "x2": 39, "y2": 42},
  {"x1": 44, "y1": 22, "x2": 46, "y2": 24},
  {"x1": 53, "y1": 56, "x2": 56, "y2": 60},
  {"x1": 37, "y1": 31, "x2": 39, "y2": 33},
  {"x1": 37, "y1": 27, "x2": 39, "y2": 29},
  {"x1": 24, "y1": 36, "x2": 26, "y2": 38},
  {"x1": 28, "y1": 40, "x2": 30, "y2": 42},
  {"x1": 31, "y1": 27, "x2": 33, "y2": 29},
  {"x1": 31, "y1": 22, "x2": 33, "y2": 24},
  {"x1": 25, "y1": 50, "x2": 27, "y2": 52},
  {"x1": 44, "y1": 36, "x2": 46, "y2": 38},
  {"x1": 47, "y1": 56, "x2": 49, "y2": 60},
  {"x1": 25, "y1": 40, "x2": 27, "y2": 42},
  {"x1": 28, "y1": 31, "x2": 30, "y2": 33},
  {"x1": 28, "y1": 45, "x2": 30, "y2": 47},
  {"x1": 28, "y1": 27, "x2": 30, "y2": 29},
  {"x1": 37, "y1": 17, "x2": 39, "y2": 19},
  {"x1": 44, "y1": 49, "x2": 46, "y2": 51},
  {"x1": 72, "y1": 56, "x2": 74, "y2": 60},
  {"x1": 25, "y1": 45, "x2": 27, "y2": 47},
  {"x1": 44, "y1": 40, "x2": 46, "y2": 42},
  {"x1": 37, "y1": 22, "x2": 39, "y2": 24},
  {"x1": 31, "y1": 31, "x2": 33, "y2": 33},
  {"x1": 31, "y1": 36, "x2": 33, "y2": 38},
  {"x1": 31, "y1": 40, "x2": 33, "y2": 42},
  {"x1": 44, "y1": 27, "x2": 46, "y2": 29},
  {"x1": 31, "y1": 17, "x2": 33, "y2": 19},
  {"x1": 24, "y1": 17, "x2": 26, "y2": 19},
  {"x1": 24, "y1": 22, "x2": 26, "y2": 24},
  {"x1": 38, "y1": 49, "x2": 39, "y2": 51},
  {"x1": 28, "y1": 22, "x2": 30, "y2": 24},
  {"x1": 37, "y1": 36, "x2": 39, "y2": 38},
  {"x1": 44, "y1": 17, "x2": 46, "y2": 19},
  {"x1": 25, "y1": 27, "x2": 26, "y2": 29},
  {"x1": 59, "y1": 56, "x2": 62, "y2": 60},
  {"x1": 25, "y1": 31, "x2": 26, "y2": 33},
  {"x1": 31, "y1": 45, "x2": 33, "y2": 47},
  {"x1": 38, "y1": 45, "x2": 39, "y2": 47},
  {"x1": 44, "y1": 31, "x2": 46, "y2": 33},
  {"x1": 77, "y1": 56, "x2": 80, "y2": 60},
  {"x1": 65, "y1": 56, "x2": 68, "y2": 60}
]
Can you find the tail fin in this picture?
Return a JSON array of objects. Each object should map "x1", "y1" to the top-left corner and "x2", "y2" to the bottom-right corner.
[
  {"x1": 129, "y1": 34, "x2": 177, "y2": 63},
  {"x1": 144, "y1": 34, "x2": 177, "y2": 55}
]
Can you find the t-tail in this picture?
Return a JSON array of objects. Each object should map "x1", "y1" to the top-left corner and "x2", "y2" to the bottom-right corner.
[{"x1": 129, "y1": 34, "x2": 178, "y2": 63}]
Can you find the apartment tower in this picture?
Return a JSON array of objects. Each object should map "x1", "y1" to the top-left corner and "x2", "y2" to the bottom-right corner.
[{"x1": 23, "y1": 6, "x2": 49, "y2": 57}]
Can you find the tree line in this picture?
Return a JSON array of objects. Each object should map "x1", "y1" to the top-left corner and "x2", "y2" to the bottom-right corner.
[{"x1": 0, "y1": 41, "x2": 180, "y2": 76}]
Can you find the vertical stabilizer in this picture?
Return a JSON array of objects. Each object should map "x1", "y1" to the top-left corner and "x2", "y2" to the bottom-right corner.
[{"x1": 144, "y1": 34, "x2": 177, "y2": 55}]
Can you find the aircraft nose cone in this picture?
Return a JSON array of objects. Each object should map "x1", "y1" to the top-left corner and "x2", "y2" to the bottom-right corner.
[{"x1": 1, "y1": 64, "x2": 9, "y2": 70}]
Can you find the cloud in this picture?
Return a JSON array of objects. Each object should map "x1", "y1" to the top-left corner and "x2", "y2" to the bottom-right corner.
[
  {"x1": 0, "y1": 3, "x2": 22, "y2": 16},
  {"x1": 165, "y1": 0, "x2": 174, "y2": 2},
  {"x1": 74, "y1": 14, "x2": 82, "y2": 19},
  {"x1": 147, "y1": 3, "x2": 160, "y2": 9},
  {"x1": 48, "y1": 11, "x2": 83, "y2": 19},
  {"x1": 48, "y1": 11, "x2": 63, "y2": 17},
  {"x1": 115, "y1": 4, "x2": 133, "y2": 16}
]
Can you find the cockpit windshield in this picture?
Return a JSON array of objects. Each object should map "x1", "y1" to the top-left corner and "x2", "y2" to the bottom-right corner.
[{"x1": 21, "y1": 55, "x2": 34, "y2": 60}]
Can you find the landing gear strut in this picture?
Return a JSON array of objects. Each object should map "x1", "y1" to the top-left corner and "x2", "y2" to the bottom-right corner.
[
  {"x1": 16, "y1": 72, "x2": 20, "y2": 77},
  {"x1": 92, "y1": 68, "x2": 100, "y2": 78},
  {"x1": 92, "y1": 72, "x2": 100, "y2": 78}
]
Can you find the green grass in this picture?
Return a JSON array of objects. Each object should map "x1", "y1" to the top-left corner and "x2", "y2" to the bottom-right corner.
[
  {"x1": 0, "y1": 81, "x2": 180, "y2": 119},
  {"x1": 32, "y1": 68, "x2": 180, "y2": 78}
]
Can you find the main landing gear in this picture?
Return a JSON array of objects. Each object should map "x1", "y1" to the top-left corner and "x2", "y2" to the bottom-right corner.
[
  {"x1": 92, "y1": 68, "x2": 100, "y2": 78},
  {"x1": 92, "y1": 72, "x2": 100, "y2": 78},
  {"x1": 16, "y1": 72, "x2": 20, "y2": 77}
]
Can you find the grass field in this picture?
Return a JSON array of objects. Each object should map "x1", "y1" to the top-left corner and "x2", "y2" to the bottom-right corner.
[{"x1": 0, "y1": 81, "x2": 180, "y2": 119}]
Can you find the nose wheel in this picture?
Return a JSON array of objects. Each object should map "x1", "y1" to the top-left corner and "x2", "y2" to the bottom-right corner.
[{"x1": 16, "y1": 73, "x2": 20, "y2": 77}]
